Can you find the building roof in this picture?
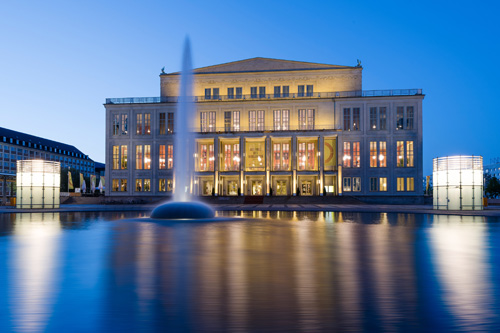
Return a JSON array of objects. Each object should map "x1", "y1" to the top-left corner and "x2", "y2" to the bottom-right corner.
[
  {"x1": 0, "y1": 126, "x2": 90, "y2": 159},
  {"x1": 168, "y1": 57, "x2": 358, "y2": 75}
]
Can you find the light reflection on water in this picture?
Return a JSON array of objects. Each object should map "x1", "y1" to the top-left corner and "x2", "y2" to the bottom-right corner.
[{"x1": 0, "y1": 211, "x2": 499, "y2": 332}]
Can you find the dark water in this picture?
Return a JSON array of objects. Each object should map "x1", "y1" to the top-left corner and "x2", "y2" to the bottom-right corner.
[{"x1": 0, "y1": 211, "x2": 499, "y2": 332}]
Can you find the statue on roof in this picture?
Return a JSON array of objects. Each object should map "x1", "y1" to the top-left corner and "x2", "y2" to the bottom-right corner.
[
  {"x1": 356, "y1": 59, "x2": 362, "y2": 67},
  {"x1": 161, "y1": 67, "x2": 166, "y2": 74}
]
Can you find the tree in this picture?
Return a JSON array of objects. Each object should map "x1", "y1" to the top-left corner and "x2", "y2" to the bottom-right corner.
[
  {"x1": 485, "y1": 174, "x2": 500, "y2": 198},
  {"x1": 485, "y1": 175, "x2": 500, "y2": 199}
]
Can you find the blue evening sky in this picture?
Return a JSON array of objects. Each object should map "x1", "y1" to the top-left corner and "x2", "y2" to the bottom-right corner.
[{"x1": 1, "y1": 0, "x2": 498, "y2": 175}]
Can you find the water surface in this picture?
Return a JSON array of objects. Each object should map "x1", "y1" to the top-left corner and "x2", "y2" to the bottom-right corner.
[{"x1": 0, "y1": 211, "x2": 499, "y2": 332}]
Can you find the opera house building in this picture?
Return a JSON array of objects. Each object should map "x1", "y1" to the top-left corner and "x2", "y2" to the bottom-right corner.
[{"x1": 105, "y1": 58, "x2": 423, "y2": 202}]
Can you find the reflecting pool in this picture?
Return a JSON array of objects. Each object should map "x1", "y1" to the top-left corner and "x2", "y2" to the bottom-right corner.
[{"x1": 0, "y1": 211, "x2": 499, "y2": 332}]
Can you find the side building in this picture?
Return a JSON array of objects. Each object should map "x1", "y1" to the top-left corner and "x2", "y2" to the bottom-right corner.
[
  {"x1": 0, "y1": 127, "x2": 95, "y2": 203},
  {"x1": 105, "y1": 57, "x2": 424, "y2": 203}
]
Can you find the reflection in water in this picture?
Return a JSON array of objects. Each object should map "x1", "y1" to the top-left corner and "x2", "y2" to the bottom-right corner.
[
  {"x1": 10, "y1": 213, "x2": 62, "y2": 332},
  {"x1": 0, "y1": 211, "x2": 499, "y2": 331},
  {"x1": 429, "y1": 215, "x2": 494, "y2": 331}
]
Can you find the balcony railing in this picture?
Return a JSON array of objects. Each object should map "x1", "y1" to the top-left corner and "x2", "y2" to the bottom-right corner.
[
  {"x1": 196, "y1": 124, "x2": 339, "y2": 133},
  {"x1": 105, "y1": 89, "x2": 423, "y2": 104}
]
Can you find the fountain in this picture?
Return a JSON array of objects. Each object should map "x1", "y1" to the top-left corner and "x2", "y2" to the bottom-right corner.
[{"x1": 150, "y1": 37, "x2": 215, "y2": 220}]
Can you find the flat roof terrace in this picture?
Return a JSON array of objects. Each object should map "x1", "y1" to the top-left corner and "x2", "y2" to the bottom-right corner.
[{"x1": 105, "y1": 89, "x2": 423, "y2": 105}]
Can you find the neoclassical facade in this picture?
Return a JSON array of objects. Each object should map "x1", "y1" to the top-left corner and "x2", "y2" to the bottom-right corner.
[{"x1": 105, "y1": 58, "x2": 424, "y2": 201}]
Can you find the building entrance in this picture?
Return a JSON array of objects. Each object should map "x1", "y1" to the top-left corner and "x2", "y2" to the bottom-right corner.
[
  {"x1": 301, "y1": 181, "x2": 312, "y2": 196},
  {"x1": 252, "y1": 180, "x2": 263, "y2": 195},
  {"x1": 276, "y1": 180, "x2": 288, "y2": 195}
]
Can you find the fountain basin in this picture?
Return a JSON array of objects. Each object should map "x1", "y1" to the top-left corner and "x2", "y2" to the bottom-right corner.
[{"x1": 150, "y1": 201, "x2": 215, "y2": 219}]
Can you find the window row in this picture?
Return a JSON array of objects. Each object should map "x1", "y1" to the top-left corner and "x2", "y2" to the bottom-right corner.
[
  {"x1": 343, "y1": 141, "x2": 414, "y2": 168},
  {"x1": 112, "y1": 112, "x2": 174, "y2": 136},
  {"x1": 111, "y1": 178, "x2": 173, "y2": 192},
  {"x1": 204, "y1": 85, "x2": 313, "y2": 99},
  {"x1": 344, "y1": 106, "x2": 415, "y2": 131},
  {"x1": 200, "y1": 109, "x2": 314, "y2": 132},
  {"x1": 112, "y1": 144, "x2": 173, "y2": 170},
  {"x1": 343, "y1": 177, "x2": 415, "y2": 192}
]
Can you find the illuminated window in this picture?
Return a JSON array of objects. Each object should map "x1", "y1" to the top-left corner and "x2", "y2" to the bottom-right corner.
[
  {"x1": 273, "y1": 110, "x2": 290, "y2": 130},
  {"x1": 136, "y1": 179, "x2": 143, "y2": 192},
  {"x1": 257, "y1": 110, "x2": 265, "y2": 130},
  {"x1": 112, "y1": 146, "x2": 119, "y2": 169},
  {"x1": 370, "y1": 141, "x2": 386, "y2": 167},
  {"x1": 245, "y1": 140, "x2": 265, "y2": 171},
  {"x1": 298, "y1": 142, "x2": 306, "y2": 170},
  {"x1": 120, "y1": 179, "x2": 127, "y2": 192},
  {"x1": 159, "y1": 179, "x2": 166, "y2": 191},
  {"x1": 200, "y1": 111, "x2": 216, "y2": 132},
  {"x1": 224, "y1": 111, "x2": 240, "y2": 132},
  {"x1": 307, "y1": 143, "x2": 315, "y2": 169},
  {"x1": 197, "y1": 143, "x2": 214, "y2": 172},
  {"x1": 209, "y1": 112, "x2": 216, "y2": 132},
  {"x1": 353, "y1": 142, "x2": 360, "y2": 168},
  {"x1": 144, "y1": 113, "x2": 151, "y2": 134},
  {"x1": 370, "y1": 142, "x2": 377, "y2": 167},
  {"x1": 380, "y1": 177, "x2": 387, "y2": 191},
  {"x1": 407, "y1": 141, "x2": 414, "y2": 167},
  {"x1": 298, "y1": 109, "x2": 315, "y2": 130},
  {"x1": 343, "y1": 142, "x2": 351, "y2": 168},
  {"x1": 397, "y1": 177, "x2": 405, "y2": 191},
  {"x1": 407, "y1": 177, "x2": 414, "y2": 191},
  {"x1": 136, "y1": 145, "x2": 143, "y2": 169},
  {"x1": 120, "y1": 145, "x2": 128, "y2": 169},
  {"x1": 112, "y1": 179, "x2": 119, "y2": 191},
  {"x1": 380, "y1": 142, "x2": 387, "y2": 167},
  {"x1": 397, "y1": 141, "x2": 404, "y2": 167},
  {"x1": 282, "y1": 143, "x2": 290, "y2": 170},
  {"x1": 233, "y1": 143, "x2": 240, "y2": 170},
  {"x1": 397, "y1": 141, "x2": 414, "y2": 167},
  {"x1": 353, "y1": 177, "x2": 361, "y2": 191},
  {"x1": 343, "y1": 177, "x2": 351, "y2": 191},
  {"x1": 144, "y1": 179, "x2": 151, "y2": 191},
  {"x1": 167, "y1": 145, "x2": 173, "y2": 169},
  {"x1": 222, "y1": 143, "x2": 240, "y2": 171},
  {"x1": 144, "y1": 145, "x2": 151, "y2": 169},
  {"x1": 159, "y1": 145, "x2": 166, "y2": 169},
  {"x1": 249, "y1": 110, "x2": 256, "y2": 131},
  {"x1": 273, "y1": 143, "x2": 281, "y2": 170}
]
